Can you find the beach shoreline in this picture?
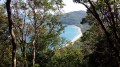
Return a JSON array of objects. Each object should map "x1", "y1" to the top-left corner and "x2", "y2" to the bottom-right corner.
[{"x1": 64, "y1": 27, "x2": 83, "y2": 47}]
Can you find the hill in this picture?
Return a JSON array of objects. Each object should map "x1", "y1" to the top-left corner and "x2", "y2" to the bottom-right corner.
[{"x1": 59, "y1": 10, "x2": 90, "y2": 32}]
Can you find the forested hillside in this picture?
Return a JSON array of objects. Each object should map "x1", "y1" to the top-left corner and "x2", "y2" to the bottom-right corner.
[
  {"x1": 59, "y1": 11, "x2": 90, "y2": 32},
  {"x1": 0, "y1": 0, "x2": 120, "y2": 67},
  {"x1": 59, "y1": 11, "x2": 86, "y2": 26}
]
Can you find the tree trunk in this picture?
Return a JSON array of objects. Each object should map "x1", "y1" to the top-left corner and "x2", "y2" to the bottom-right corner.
[
  {"x1": 32, "y1": 8, "x2": 37, "y2": 67},
  {"x1": 32, "y1": 40, "x2": 36, "y2": 66},
  {"x1": 6, "y1": 0, "x2": 17, "y2": 67},
  {"x1": 23, "y1": 43, "x2": 27, "y2": 67},
  {"x1": 12, "y1": 42, "x2": 17, "y2": 67}
]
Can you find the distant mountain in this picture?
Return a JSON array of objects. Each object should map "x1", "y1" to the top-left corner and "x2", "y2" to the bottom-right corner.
[
  {"x1": 59, "y1": 10, "x2": 87, "y2": 26},
  {"x1": 59, "y1": 10, "x2": 90, "y2": 32}
]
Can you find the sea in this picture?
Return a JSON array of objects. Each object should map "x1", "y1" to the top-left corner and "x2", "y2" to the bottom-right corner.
[{"x1": 60, "y1": 25, "x2": 82, "y2": 42}]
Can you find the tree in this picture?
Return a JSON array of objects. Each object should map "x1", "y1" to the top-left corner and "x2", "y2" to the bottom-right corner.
[
  {"x1": 27, "y1": 0, "x2": 64, "y2": 66},
  {"x1": 47, "y1": 46, "x2": 85, "y2": 67},
  {"x1": 5, "y1": 0, "x2": 64, "y2": 67},
  {"x1": 6, "y1": 0, "x2": 17, "y2": 67},
  {"x1": 73, "y1": 0, "x2": 120, "y2": 66}
]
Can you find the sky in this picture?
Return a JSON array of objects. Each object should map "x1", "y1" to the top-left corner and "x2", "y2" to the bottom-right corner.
[
  {"x1": 0, "y1": 0, "x2": 86, "y2": 13},
  {"x1": 62, "y1": 0, "x2": 87, "y2": 13}
]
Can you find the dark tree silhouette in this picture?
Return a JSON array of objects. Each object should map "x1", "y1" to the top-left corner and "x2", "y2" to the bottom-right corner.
[
  {"x1": 6, "y1": 0, "x2": 17, "y2": 67},
  {"x1": 73, "y1": 0, "x2": 120, "y2": 66}
]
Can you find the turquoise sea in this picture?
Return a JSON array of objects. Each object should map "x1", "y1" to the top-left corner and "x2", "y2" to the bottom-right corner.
[
  {"x1": 49, "y1": 25, "x2": 82, "y2": 49},
  {"x1": 61, "y1": 25, "x2": 82, "y2": 42}
]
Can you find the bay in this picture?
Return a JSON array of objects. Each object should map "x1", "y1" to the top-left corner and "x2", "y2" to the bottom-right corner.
[{"x1": 60, "y1": 25, "x2": 83, "y2": 45}]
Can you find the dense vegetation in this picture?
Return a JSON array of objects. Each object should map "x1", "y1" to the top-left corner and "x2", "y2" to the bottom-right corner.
[
  {"x1": 0, "y1": 0, "x2": 120, "y2": 67},
  {"x1": 74, "y1": 0, "x2": 120, "y2": 67},
  {"x1": 59, "y1": 11, "x2": 87, "y2": 27}
]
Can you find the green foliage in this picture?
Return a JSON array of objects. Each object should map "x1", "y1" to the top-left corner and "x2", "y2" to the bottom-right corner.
[
  {"x1": 47, "y1": 46, "x2": 85, "y2": 67},
  {"x1": 80, "y1": 11, "x2": 95, "y2": 25},
  {"x1": 0, "y1": 5, "x2": 12, "y2": 67},
  {"x1": 26, "y1": 45, "x2": 86, "y2": 67},
  {"x1": 1, "y1": 0, "x2": 65, "y2": 66},
  {"x1": 3, "y1": 0, "x2": 120, "y2": 67},
  {"x1": 74, "y1": 19, "x2": 120, "y2": 67}
]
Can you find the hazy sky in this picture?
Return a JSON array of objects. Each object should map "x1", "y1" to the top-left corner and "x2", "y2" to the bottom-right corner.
[{"x1": 62, "y1": 0, "x2": 87, "y2": 13}]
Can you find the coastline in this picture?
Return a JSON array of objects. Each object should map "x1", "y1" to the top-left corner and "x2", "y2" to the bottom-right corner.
[{"x1": 64, "y1": 27, "x2": 83, "y2": 47}]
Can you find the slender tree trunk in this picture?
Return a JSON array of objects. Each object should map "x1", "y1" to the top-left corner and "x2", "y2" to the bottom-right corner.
[
  {"x1": 6, "y1": 0, "x2": 17, "y2": 67},
  {"x1": 12, "y1": 44, "x2": 17, "y2": 67},
  {"x1": 22, "y1": 13, "x2": 27, "y2": 67},
  {"x1": 28, "y1": 1, "x2": 37, "y2": 66},
  {"x1": 32, "y1": 40, "x2": 36, "y2": 66},
  {"x1": 23, "y1": 43, "x2": 27, "y2": 67},
  {"x1": 32, "y1": 8, "x2": 37, "y2": 67}
]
